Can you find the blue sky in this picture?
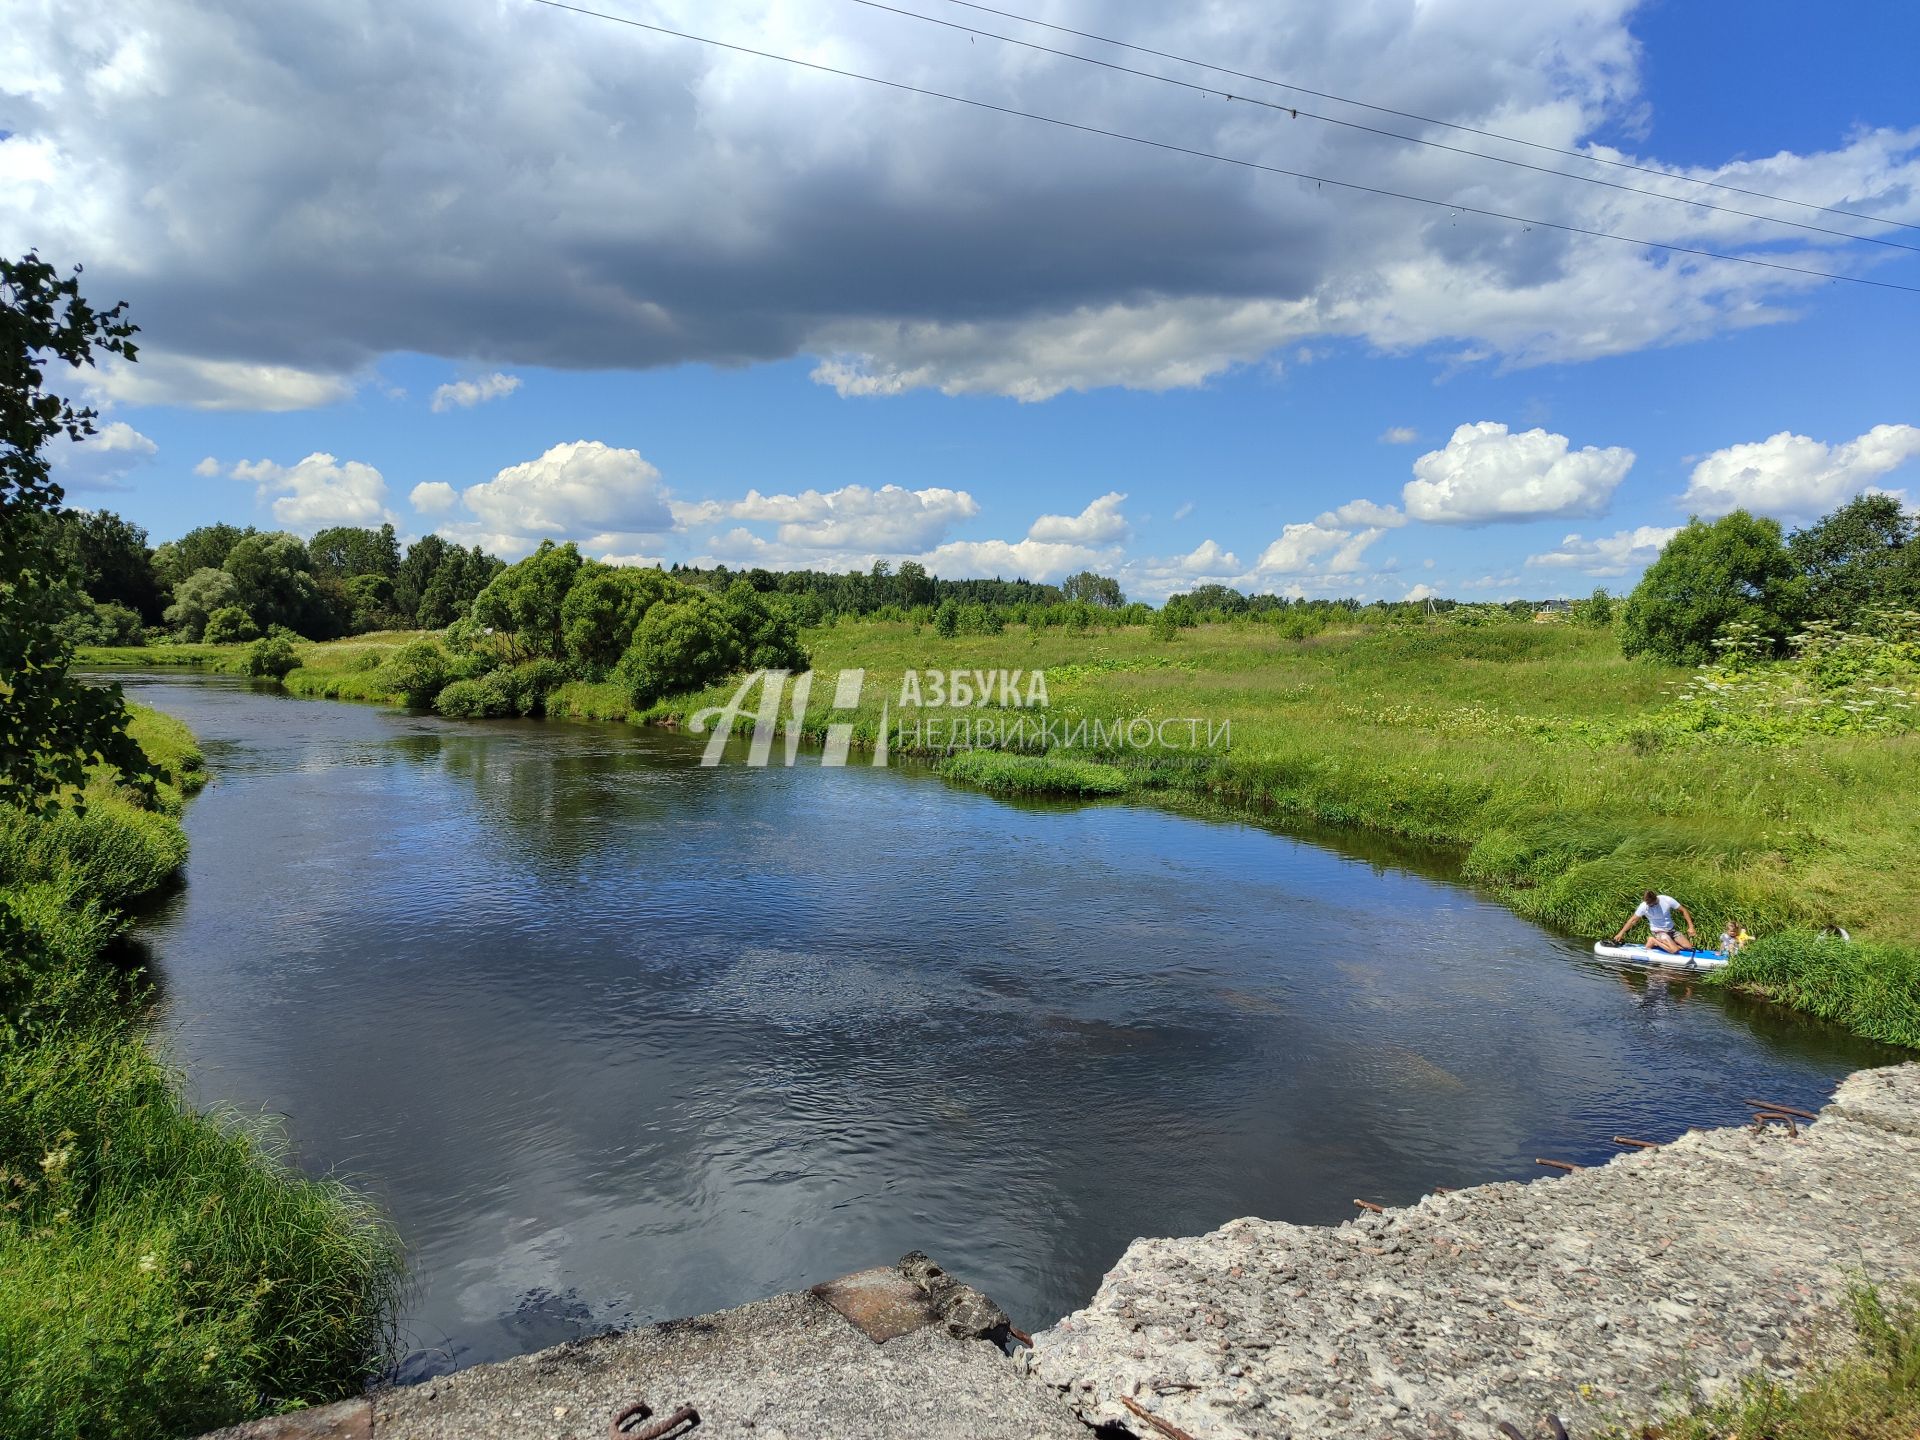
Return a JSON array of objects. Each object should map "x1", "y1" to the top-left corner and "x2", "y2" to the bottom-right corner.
[{"x1": 9, "y1": 0, "x2": 1919, "y2": 600}]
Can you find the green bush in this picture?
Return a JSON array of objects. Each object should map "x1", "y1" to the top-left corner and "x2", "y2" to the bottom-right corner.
[
  {"x1": 241, "y1": 634, "x2": 299, "y2": 679},
  {"x1": 1623, "y1": 511, "x2": 1807, "y2": 664},
  {"x1": 433, "y1": 674, "x2": 509, "y2": 719},
  {"x1": 615, "y1": 591, "x2": 744, "y2": 704},
  {"x1": 201, "y1": 604, "x2": 260, "y2": 645},
  {"x1": 381, "y1": 636, "x2": 451, "y2": 707}
]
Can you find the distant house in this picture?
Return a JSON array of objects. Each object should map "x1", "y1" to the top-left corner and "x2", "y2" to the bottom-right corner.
[{"x1": 1533, "y1": 599, "x2": 1572, "y2": 622}]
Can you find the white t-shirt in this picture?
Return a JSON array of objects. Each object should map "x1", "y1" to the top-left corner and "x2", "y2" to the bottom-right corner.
[{"x1": 1634, "y1": 895, "x2": 1682, "y2": 933}]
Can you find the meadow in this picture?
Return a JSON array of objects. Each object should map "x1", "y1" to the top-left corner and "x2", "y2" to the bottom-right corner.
[{"x1": 82, "y1": 614, "x2": 1920, "y2": 1050}]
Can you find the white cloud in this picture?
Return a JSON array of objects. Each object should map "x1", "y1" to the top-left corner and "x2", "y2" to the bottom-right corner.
[
  {"x1": 1315, "y1": 498, "x2": 1406, "y2": 529},
  {"x1": 1403, "y1": 421, "x2": 1634, "y2": 524},
  {"x1": 599, "y1": 551, "x2": 667, "y2": 569},
  {"x1": 460, "y1": 440, "x2": 675, "y2": 554},
  {"x1": 681, "y1": 483, "x2": 979, "y2": 553},
  {"x1": 193, "y1": 455, "x2": 220, "y2": 477},
  {"x1": 1027, "y1": 492, "x2": 1129, "y2": 545},
  {"x1": 1380, "y1": 427, "x2": 1420, "y2": 445},
  {"x1": 431, "y1": 372, "x2": 521, "y2": 412},
  {"x1": 409, "y1": 480, "x2": 458, "y2": 514},
  {"x1": 1172, "y1": 501, "x2": 1195, "y2": 522},
  {"x1": 1119, "y1": 539, "x2": 1246, "y2": 600},
  {"x1": 1682, "y1": 424, "x2": 1920, "y2": 518},
  {"x1": 1525, "y1": 525, "x2": 1680, "y2": 577},
  {"x1": 1255, "y1": 521, "x2": 1387, "y2": 576},
  {"x1": 83, "y1": 354, "x2": 355, "y2": 411},
  {"x1": 229, "y1": 452, "x2": 393, "y2": 530},
  {"x1": 1404, "y1": 582, "x2": 1438, "y2": 601},
  {"x1": 47, "y1": 420, "x2": 156, "y2": 492}
]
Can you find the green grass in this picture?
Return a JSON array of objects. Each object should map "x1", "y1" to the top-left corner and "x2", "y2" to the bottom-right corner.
[
  {"x1": 1, "y1": 704, "x2": 402, "y2": 1439},
  {"x1": 1627, "y1": 1285, "x2": 1920, "y2": 1440},
  {"x1": 936, "y1": 750, "x2": 1130, "y2": 796}
]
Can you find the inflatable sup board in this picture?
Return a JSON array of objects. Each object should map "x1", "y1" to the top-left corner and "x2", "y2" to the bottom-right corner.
[{"x1": 1592, "y1": 941, "x2": 1728, "y2": 971}]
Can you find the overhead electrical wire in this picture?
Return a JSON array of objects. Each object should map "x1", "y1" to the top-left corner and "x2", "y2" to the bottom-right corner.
[
  {"x1": 845, "y1": 0, "x2": 1920, "y2": 256},
  {"x1": 524, "y1": 0, "x2": 1920, "y2": 295},
  {"x1": 940, "y1": 0, "x2": 1920, "y2": 236}
]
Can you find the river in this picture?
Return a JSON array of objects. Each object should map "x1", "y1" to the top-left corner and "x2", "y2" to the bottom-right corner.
[{"x1": 114, "y1": 671, "x2": 1896, "y2": 1377}]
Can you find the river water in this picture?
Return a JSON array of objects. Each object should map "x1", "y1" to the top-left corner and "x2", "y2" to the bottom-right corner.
[{"x1": 116, "y1": 671, "x2": 1895, "y2": 1375}]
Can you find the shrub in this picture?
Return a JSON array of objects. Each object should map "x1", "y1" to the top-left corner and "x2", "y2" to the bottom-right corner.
[
  {"x1": 55, "y1": 596, "x2": 146, "y2": 647},
  {"x1": 1622, "y1": 511, "x2": 1807, "y2": 665},
  {"x1": 241, "y1": 635, "x2": 298, "y2": 679},
  {"x1": 201, "y1": 605, "x2": 260, "y2": 645},
  {"x1": 433, "y1": 675, "x2": 509, "y2": 719},
  {"x1": 1715, "y1": 932, "x2": 1920, "y2": 1050},
  {"x1": 614, "y1": 592, "x2": 744, "y2": 704},
  {"x1": 381, "y1": 637, "x2": 451, "y2": 708},
  {"x1": 561, "y1": 565, "x2": 676, "y2": 677}
]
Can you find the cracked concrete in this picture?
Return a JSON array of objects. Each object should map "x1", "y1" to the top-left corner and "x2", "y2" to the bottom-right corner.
[{"x1": 1028, "y1": 1064, "x2": 1920, "y2": 1439}]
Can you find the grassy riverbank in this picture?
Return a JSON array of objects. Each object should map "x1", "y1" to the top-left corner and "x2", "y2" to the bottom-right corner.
[
  {"x1": 0, "y1": 704, "x2": 401, "y2": 1440},
  {"x1": 84, "y1": 616, "x2": 1920, "y2": 1050}
]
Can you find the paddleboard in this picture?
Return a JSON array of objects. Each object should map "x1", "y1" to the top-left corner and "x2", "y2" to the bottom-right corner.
[{"x1": 1593, "y1": 941, "x2": 1729, "y2": 971}]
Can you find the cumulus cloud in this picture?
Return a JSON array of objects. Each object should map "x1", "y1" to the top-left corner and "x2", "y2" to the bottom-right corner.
[
  {"x1": 228, "y1": 452, "x2": 393, "y2": 530},
  {"x1": 1380, "y1": 427, "x2": 1420, "y2": 445},
  {"x1": 48, "y1": 420, "x2": 157, "y2": 492},
  {"x1": 460, "y1": 441, "x2": 675, "y2": 555},
  {"x1": 1682, "y1": 424, "x2": 1920, "y2": 517},
  {"x1": 1404, "y1": 422, "x2": 1634, "y2": 524},
  {"x1": 1315, "y1": 498, "x2": 1406, "y2": 529},
  {"x1": 193, "y1": 456, "x2": 221, "y2": 477},
  {"x1": 1525, "y1": 525, "x2": 1680, "y2": 577},
  {"x1": 679, "y1": 483, "x2": 979, "y2": 553},
  {"x1": 1027, "y1": 492, "x2": 1129, "y2": 545},
  {"x1": 431, "y1": 372, "x2": 521, "y2": 412},
  {"x1": 409, "y1": 480, "x2": 458, "y2": 514},
  {"x1": 1404, "y1": 582, "x2": 1438, "y2": 601},
  {"x1": 5, "y1": 1, "x2": 1915, "y2": 407},
  {"x1": 1255, "y1": 521, "x2": 1386, "y2": 576}
]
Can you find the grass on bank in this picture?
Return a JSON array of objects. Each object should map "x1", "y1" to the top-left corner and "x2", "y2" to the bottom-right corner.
[
  {"x1": 90, "y1": 620, "x2": 1920, "y2": 1049},
  {"x1": 935, "y1": 749, "x2": 1130, "y2": 796},
  {"x1": 0, "y1": 702, "x2": 401, "y2": 1440},
  {"x1": 1623, "y1": 1284, "x2": 1920, "y2": 1440}
]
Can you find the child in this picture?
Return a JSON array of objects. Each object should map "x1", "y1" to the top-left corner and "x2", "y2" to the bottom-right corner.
[{"x1": 1718, "y1": 920, "x2": 1753, "y2": 956}]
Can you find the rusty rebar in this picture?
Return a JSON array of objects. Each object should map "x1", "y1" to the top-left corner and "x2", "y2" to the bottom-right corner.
[
  {"x1": 1353, "y1": 1198, "x2": 1384, "y2": 1213},
  {"x1": 1008, "y1": 1324, "x2": 1034, "y2": 1347},
  {"x1": 1120, "y1": 1394, "x2": 1201, "y2": 1440},
  {"x1": 1535, "y1": 1158, "x2": 1581, "y2": 1172},
  {"x1": 610, "y1": 1400, "x2": 699, "y2": 1440},
  {"x1": 1611, "y1": 1136, "x2": 1657, "y2": 1149},
  {"x1": 1741, "y1": 1098, "x2": 1816, "y2": 1120},
  {"x1": 1751, "y1": 1110, "x2": 1799, "y2": 1137}
]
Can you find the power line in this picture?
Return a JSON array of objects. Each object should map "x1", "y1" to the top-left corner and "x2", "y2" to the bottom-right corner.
[
  {"x1": 848, "y1": 0, "x2": 1920, "y2": 256},
  {"x1": 523, "y1": 0, "x2": 1920, "y2": 295},
  {"x1": 941, "y1": 0, "x2": 1920, "y2": 237}
]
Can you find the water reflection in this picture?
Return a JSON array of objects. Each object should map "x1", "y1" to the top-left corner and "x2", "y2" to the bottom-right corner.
[{"x1": 115, "y1": 671, "x2": 1900, "y2": 1375}]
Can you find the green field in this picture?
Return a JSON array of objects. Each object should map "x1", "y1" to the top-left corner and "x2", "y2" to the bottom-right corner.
[{"x1": 84, "y1": 615, "x2": 1920, "y2": 1049}]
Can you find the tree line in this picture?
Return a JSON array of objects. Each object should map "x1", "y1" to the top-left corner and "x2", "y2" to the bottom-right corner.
[{"x1": 51, "y1": 513, "x2": 504, "y2": 646}]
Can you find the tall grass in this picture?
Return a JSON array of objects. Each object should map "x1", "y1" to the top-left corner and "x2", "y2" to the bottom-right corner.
[
  {"x1": 1, "y1": 704, "x2": 402, "y2": 1439},
  {"x1": 936, "y1": 750, "x2": 1129, "y2": 796}
]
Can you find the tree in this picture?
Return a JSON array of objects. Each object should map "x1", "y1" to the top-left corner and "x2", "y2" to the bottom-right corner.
[
  {"x1": 202, "y1": 604, "x2": 261, "y2": 645},
  {"x1": 560, "y1": 563, "x2": 677, "y2": 677},
  {"x1": 1788, "y1": 494, "x2": 1920, "y2": 623},
  {"x1": 721, "y1": 579, "x2": 808, "y2": 671},
  {"x1": 614, "y1": 591, "x2": 743, "y2": 703},
  {"x1": 1062, "y1": 569, "x2": 1125, "y2": 608},
  {"x1": 1570, "y1": 587, "x2": 1614, "y2": 628},
  {"x1": 163, "y1": 567, "x2": 242, "y2": 640},
  {"x1": 152, "y1": 522, "x2": 255, "y2": 590},
  {"x1": 1621, "y1": 511, "x2": 1807, "y2": 665},
  {"x1": 223, "y1": 531, "x2": 328, "y2": 636},
  {"x1": 470, "y1": 541, "x2": 582, "y2": 657},
  {"x1": 0, "y1": 253, "x2": 152, "y2": 811},
  {"x1": 55, "y1": 508, "x2": 164, "y2": 621},
  {"x1": 308, "y1": 523, "x2": 400, "y2": 582}
]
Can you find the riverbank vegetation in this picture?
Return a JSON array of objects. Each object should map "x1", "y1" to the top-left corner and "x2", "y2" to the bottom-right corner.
[
  {"x1": 4, "y1": 254, "x2": 400, "y2": 1439},
  {"x1": 1631, "y1": 1284, "x2": 1920, "y2": 1440}
]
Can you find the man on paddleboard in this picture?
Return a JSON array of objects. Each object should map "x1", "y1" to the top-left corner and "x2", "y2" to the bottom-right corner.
[{"x1": 1611, "y1": 891, "x2": 1698, "y2": 954}]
